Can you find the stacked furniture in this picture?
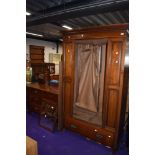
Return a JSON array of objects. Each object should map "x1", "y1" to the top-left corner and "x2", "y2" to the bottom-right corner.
[{"x1": 30, "y1": 45, "x2": 44, "y2": 63}]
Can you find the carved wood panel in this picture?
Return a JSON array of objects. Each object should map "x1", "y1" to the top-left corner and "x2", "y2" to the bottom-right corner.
[
  {"x1": 106, "y1": 89, "x2": 119, "y2": 128},
  {"x1": 64, "y1": 43, "x2": 73, "y2": 77},
  {"x1": 108, "y1": 41, "x2": 122, "y2": 85},
  {"x1": 104, "y1": 40, "x2": 124, "y2": 130}
]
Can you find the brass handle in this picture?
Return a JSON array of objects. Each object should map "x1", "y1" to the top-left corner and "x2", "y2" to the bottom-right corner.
[{"x1": 96, "y1": 133, "x2": 103, "y2": 140}]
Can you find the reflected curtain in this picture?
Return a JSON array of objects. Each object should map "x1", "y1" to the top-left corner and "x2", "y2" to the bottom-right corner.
[{"x1": 75, "y1": 43, "x2": 102, "y2": 112}]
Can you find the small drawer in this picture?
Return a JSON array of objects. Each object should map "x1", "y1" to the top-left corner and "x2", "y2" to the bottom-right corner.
[
  {"x1": 29, "y1": 88, "x2": 41, "y2": 96},
  {"x1": 42, "y1": 92, "x2": 58, "y2": 102},
  {"x1": 33, "y1": 105, "x2": 42, "y2": 113},
  {"x1": 30, "y1": 97, "x2": 41, "y2": 103},
  {"x1": 41, "y1": 98, "x2": 57, "y2": 108},
  {"x1": 65, "y1": 117, "x2": 114, "y2": 147},
  {"x1": 92, "y1": 129, "x2": 114, "y2": 147},
  {"x1": 29, "y1": 99, "x2": 42, "y2": 113}
]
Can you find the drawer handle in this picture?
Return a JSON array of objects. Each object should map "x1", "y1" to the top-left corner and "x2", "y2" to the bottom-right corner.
[
  {"x1": 96, "y1": 133, "x2": 103, "y2": 140},
  {"x1": 70, "y1": 124, "x2": 77, "y2": 129}
]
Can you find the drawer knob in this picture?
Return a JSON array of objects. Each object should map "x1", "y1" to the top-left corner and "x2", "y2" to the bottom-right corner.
[
  {"x1": 51, "y1": 106, "x2": 54, "y2": 109},
  {"x1": 108, "y1": 135, "x2": 111, "y2": 138},
  {"x1": 94, "y1": 129, "x2": 98, "y2": 132}
]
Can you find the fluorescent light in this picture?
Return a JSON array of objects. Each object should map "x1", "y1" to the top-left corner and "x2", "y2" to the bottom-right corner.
[
  {"x1": 62, "y1": 25, "x2": 72, "y2": 30},
  {"x1": 26, "y1": 32, "x2": 43, "y2": 37},
  {"x1": 26, "y1": 12, "x2": 31, "y2": 16}
]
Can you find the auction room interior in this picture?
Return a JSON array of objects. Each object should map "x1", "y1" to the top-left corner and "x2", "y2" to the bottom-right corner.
[{"x1": 26, "y1": 0, "x2": 129, "y2": 155}]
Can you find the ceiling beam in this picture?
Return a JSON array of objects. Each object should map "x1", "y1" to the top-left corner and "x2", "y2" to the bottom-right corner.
[
  {"x1": 26, "y1": 35, "x2": 61, "y2": 43},
  {"x1": 27, "y1": 0, "x2": 129, "y2": 27}
]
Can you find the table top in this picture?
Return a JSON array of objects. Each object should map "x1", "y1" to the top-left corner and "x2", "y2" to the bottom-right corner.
[{"x1": 26, "y1": 82, "x2": 59, "y2": 95}]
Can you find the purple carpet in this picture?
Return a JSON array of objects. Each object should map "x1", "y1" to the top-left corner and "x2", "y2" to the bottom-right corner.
[{"x1": 26, "y1": 113, "x2": 128, "y2": 155}]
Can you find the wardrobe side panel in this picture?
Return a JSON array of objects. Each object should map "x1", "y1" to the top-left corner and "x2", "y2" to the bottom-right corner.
[
  {"x1": 63, "y1": 43, "x2": 74, "y2": 117},
  {"x1": 104, "y1": 40, "x2": 124, "y2": 129}
]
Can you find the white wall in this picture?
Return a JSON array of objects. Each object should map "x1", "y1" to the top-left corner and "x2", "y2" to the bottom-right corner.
[{"x1": 26, "y1": 38, "x2": 63, "y2": 74}]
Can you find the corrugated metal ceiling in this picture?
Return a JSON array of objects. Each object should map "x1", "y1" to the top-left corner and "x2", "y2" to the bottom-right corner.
[{"x1": 26, "y1": 0, "x2": 129, "y2": 42}]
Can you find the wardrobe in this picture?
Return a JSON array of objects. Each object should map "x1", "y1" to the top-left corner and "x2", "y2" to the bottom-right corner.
[{"x1": 62, "y1": 24, "x2": 128, "y2": 150}]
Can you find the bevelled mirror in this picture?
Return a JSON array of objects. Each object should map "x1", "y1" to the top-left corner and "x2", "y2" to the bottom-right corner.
[{"x1": 73, "y1": 40, "x2": 107, "y2": 127}]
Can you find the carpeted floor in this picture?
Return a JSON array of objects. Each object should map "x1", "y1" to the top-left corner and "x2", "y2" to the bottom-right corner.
[{"x1": 26, "y1": 113, "x2": 128, "y2": 155}]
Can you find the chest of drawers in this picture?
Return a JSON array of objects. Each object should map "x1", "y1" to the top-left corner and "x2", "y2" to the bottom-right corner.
[{"x1": 27, "y1": 83, "x2": 59, "y2": 113}]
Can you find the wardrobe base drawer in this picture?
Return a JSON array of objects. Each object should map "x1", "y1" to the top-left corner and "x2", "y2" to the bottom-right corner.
[{"x1": 65, "y1": 117, "x2": 114, "y2": 147}]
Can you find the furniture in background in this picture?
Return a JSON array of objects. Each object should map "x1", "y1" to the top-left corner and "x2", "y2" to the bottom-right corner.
[
  {"x1": 30, "y1": 45, "x2": 44, "y2": 63},
  {"x1": 26, "y1": 136, "x2": 38, "y2": 155},
  {"x1": 27, "y1": 43, "x2": 63, "y2": 131},
  {"x1": 31, "y1": 63, "x2": 55, "y2": 83},
  {"x1": 62, "y1": 24, "x2": 129, "y2": 151},
  {"x1": 27, "y1": 82, "x2": 59, "y2": 131}
]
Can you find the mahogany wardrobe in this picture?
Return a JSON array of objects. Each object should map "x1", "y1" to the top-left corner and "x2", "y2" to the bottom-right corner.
[{"x1": 62, "y1": 24, "x2": 129, "y2": 150}]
